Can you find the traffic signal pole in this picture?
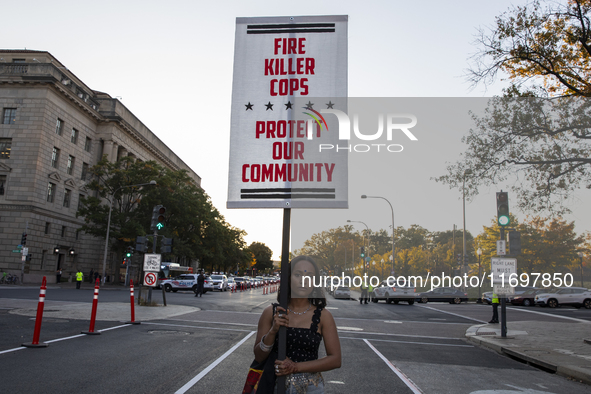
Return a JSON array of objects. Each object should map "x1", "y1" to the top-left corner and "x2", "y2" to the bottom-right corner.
[{"x1": 500, "y1": 226, "x2": 507, "y2": 338}]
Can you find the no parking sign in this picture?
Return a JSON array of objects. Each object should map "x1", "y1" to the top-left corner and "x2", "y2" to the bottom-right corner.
[{"x1": 144, "y1": 272, "x2": 157, "y2": 287}]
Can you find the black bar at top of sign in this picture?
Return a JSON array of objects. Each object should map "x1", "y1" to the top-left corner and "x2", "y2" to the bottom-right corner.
[
  {"x1": 240, "y1": 187, "x2": 335, "y2": 193},
  {"x1": 247, "y1": 23, "x2": 335, "y2": 29},
  {"x1": 247, "y1": 29, "x2": 335, "y2": 34},
  {"x1": 240, "y1": 193, "x2": 335, "y2": 199}
]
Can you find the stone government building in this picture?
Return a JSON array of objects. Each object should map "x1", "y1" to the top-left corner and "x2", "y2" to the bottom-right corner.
[{"x1": 0, "y1": 50, "x2": 201, "y2": 283}]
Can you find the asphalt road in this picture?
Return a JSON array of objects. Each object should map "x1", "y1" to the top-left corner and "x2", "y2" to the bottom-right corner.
[{"x1": 1, "y1": 286, "x2": 590, "y2": 393}]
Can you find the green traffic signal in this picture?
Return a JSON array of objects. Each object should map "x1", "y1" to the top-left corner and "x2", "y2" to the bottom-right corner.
[{"x1": 496, "y1": 191, "x2": 510, "y2": 226}]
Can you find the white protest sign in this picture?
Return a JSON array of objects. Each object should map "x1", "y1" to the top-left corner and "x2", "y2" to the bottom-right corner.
[{"x1": 227, "y1": 15, "x2": 348, "y2": 209}]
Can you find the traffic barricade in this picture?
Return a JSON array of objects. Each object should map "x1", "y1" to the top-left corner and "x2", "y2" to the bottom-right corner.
[
  {"x1": 125, "y1": 279, "x2": 140, "y2": 325},
  {"x1": 22, "y1": 276, "x2": 49, "y2": 348},
  {"x1": 82, "y1": 279, "x2": 101, "y2": 335}
]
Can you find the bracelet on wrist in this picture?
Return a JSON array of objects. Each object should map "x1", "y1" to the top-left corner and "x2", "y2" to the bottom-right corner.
[{"x1": 259, "y1": 335, "x2": 273, "y2": 352}]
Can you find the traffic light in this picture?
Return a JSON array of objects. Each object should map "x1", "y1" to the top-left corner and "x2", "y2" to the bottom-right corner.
[
  {"x1": 150, "y1": 205, "x2": 163, "y2": 231},
  {"x1": 68, "y1": 248, "x2": 75, "y2": 256},
  {"x1": 360, "y1": 246, "x2": 365, "y2": 258},
  {"x1": 161, "y1": 237, "x2": 173, "y2": 254},
  {"x1": 457, "y1": 254, "x2": 462, "y2": 264},
  {"x1": 509, "y1": 231, "x2": 521, "y2": 255},
  {"x1": 125, "y1": 246, "x2": 134, "y2": 258},
  {"x1": 496, "y1": 191, "x2": 510, "y2": 226},
  {"x1": 21, "y1": 232, "x2": 27, "y2": 246},
  {"x1": 156, "y1": 206, "x2": 166, "y2": 230},
  {"x1": 135, "y1": 236, "x2": 148, "y2": 252}
]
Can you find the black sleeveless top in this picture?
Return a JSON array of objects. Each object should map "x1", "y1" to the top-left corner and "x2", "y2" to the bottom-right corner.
[{"x1": 274, "y1": 306, "x2": 323, "y2": 363}]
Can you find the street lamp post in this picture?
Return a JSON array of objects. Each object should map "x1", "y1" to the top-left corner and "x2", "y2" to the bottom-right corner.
[
  {"x1": 101, "y1": 181, "x2": 156, "y2": 285},
  {"x1": 347, "y1": 220, "x2": 369, "y2": 275},
  {"x1": 579, "y1": 252, "x2": 585, "y2": 287},
  {"x1": 462, "y1": 170, "x2": 472, "y2": 291},
  {"x1": 361, "y1": 195, "x2": 395, "y2": 275},
  {"x1": 477, "y1": 248, "x2": 482, "y2": 303}
]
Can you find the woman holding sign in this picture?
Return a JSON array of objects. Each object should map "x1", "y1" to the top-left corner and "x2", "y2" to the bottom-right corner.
[{"x1": 249, "y1": 255, "x2": 341, "y2": 393}]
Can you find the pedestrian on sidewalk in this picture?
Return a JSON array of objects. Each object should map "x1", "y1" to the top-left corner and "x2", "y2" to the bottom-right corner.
[
  {"x1": 94, "y1": 270, "x2": 99, "y2": 284},
  {"x1": 56, "y1": 268, "x2": 62, "y2": 284},
  {"x1": 89, "y1": 268, "x2": 94, "y2": 283},
  {"x1": 489, "y1": 292, "x2": 499, "y2": 323},
  {"x1": 195, "y1": 270, "x2": 205, "y2": 297},
  {"x1": 76, "y1": 269, "x2": 83, "y2": 289}
]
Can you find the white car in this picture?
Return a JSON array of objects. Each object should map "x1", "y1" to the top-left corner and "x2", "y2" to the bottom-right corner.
[
  {"x1": 161, "y1": 274, "x2": 201, "y2": 293},
  {"x1": 333, "y1": 286, "x2": 351, "y2": 299},
  {"x1": 210, "y1": 274, "x2": 229, "y2": 291},
  {"x1": 372, "y1": 280, "x2": 416, "y2": 305},
  {"x1": 535, "y1": 287, "x2": 591, "y2": 308}
]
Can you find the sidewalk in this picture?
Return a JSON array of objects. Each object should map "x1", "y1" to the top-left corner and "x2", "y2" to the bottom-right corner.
[{"x1": 466, "y1": 321, "x2": 591, "y2": 385}]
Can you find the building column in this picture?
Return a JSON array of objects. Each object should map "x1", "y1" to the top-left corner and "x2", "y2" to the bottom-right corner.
[
  {"x1": 111, "y1": 142, "x2": 119, "y2": 162},
  {"x1": 103, "y1": 140, "x2": 114, "y2": 162}
]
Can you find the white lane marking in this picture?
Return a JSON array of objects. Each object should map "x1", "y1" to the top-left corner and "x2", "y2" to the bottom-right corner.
[
  {"x1": 326, "y1": 307, "x2": 338, "y2": 310},
  {"x1": 142, "y1": 322, "x2": 254, "y2": 333},
  {"x1": 340, "y1": 329, "x2": 460, "y2": 341},
  {"x1": 384, "y1": 320, "x2": 402, "y2": 324},
  {"x1": 417, "y1": 305, "x2": 487, "y2": 323},
  {"x1": 334, "y1": 316, "x2": 469, "y2": 325},
  {"x1": 45, "y1": 334, "x2": 86, "y2": 343},
  {"x1": 0, "y1": 346, "x2": 26, "y2": 355},
  {"x1": 164, "y1": 319, "x2": 257, "y2": 327},
  {"x1": 342, "y1": 336, "x2": 473, "y2": 348},
  {"x1": 174, "y1": 331, "x2": 256, "y2": 394},
  {"x1": 253, "y1": 300, "x2": 270, "y2": 308},
  {"x1": 364, "y1": 339, "x2": 423, "y2": 394},
  {"x1": 337, "y1": 326, "x2": 363, "y2": 331},
  {"x1": 0, "y1": 324, "x2": 132, "y2": 354},
  {"x1": 99, "y1": 324, "x2": 133, "y2": 332},
  {"x1": 506, "y1": 306, "x2": 591, "y2": 323},
  {"x1": 327, "y1": 381, "x2": 345, "y2": 384}
]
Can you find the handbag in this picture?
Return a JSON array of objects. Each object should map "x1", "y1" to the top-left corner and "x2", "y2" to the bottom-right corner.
[{"x1": 242, "y1": 304, "x2": 279, "y2": 394}]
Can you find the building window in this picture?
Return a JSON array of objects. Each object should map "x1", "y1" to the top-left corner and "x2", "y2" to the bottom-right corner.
[
  {"x1": 0, "y1": 175, "x2": 5, "y2": 196},
  {"x1": 76, "y1": 229, "x2": 81, "y2": 240},
  {"x1": 71, "y1": 128, "x2": 78, "y2": 144},
  {"x1": 63, "y1": 188, "x2": 71, "y2": 207},
  {"x1": 61, "y1": 226, "x2": 66, "y2": 237},
  {"x1": 51, "y1": 147, "x2": 60, "y2": 168},
  {"x1": 45, "y1": 222, "x2": 51, "y2": 234},
  {"x1": 81, "y1": 162, "x2": 89, "y2": 180},
  {"x1": 2, "y1": 108, "x2": 16, "y2": 125},
  {"x1": 78, "y1": 194, "x2": 85, "y2": 211},
  {"x1": 47, "y1": 182, "x2": 56, "y2": 202},
  {"x1": 0, "y1": 138, "x2": 11, "y2": 159},
  {"x1": 12, "y1": 59, "x2": 25, "y2": 63},
  {"x1": 84, "y1": 137, "x2": 92, "y2": 152},
  {"x1": 55, "y1": 118, "x2": 63, "y2": 135},
  {"x1": 66, "y1": 155, "x2": 75, "y2": 175}
]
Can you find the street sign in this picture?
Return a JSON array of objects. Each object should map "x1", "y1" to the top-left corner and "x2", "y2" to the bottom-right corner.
[
  {"x1": 490, "y1": 257, "x2": 517, "y2": 284},
  {"x1": 496, "y1": 240, "x2": 506, "y2": 256},
  {"x1": 143, "y1": 254, "x2": 161, "y2": 272},
  {"x1": 144, "y1": 272, "x2": 157, "y2": 287},
  {"x1": 12, "y1": 250, "x2": 21, "y2": 253},
  {"x1": 17, "y1": 245, "x2": 23, "y2": 249},
  {"x1": 22, "y1": 247, "x2": 28, "y2": 256},
  {"x1": 493, "y1": 284, "x2": 515, "y2": 296},
  {"x1": 21, "y1": 255, "x2": 26, "y2": 262}
]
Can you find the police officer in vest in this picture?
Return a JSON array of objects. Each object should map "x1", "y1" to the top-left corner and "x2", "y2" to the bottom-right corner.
[
  {"x1": 76, "y1": 269, "x2": 84, "y2": 289},
  {"x1": 489, "y1": 292, "x2": 499, "y2": 323},
  {"x1": 360, "y1": 282, "x2": 369, "y2": 304}
]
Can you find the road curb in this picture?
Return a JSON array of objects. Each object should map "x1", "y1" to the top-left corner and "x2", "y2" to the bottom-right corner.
[{"x1": 467, "y1": 325, "x2": 591, "y2": 386}]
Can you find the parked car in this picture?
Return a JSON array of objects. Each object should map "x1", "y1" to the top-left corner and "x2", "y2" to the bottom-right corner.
[
  {"x1": 234, "y1": 277, "x2": 250, "y2": 289},
  {"x1": 210, "y1": 274, "x2": 228, "y2": 291},
  {"x1": 481, "y1": 286, "x2": 537, "y2": 304},
  {"x1": 535, "y1": 287, "x2": 591, "y2": 308},
  {"x1": 372, "y1": 280, "x2": 416, "y2": 305},
  {"x1": 333, "y1": 286, "x2": 351, "y2": 299},
  {"x1": 510, "y1": 288, "x2": 547, "y2": 306},
  {"x1": 417, "y1": 287, "x2": 468, "y2": 304},
  {"x1": 227, "y1": 277, "x2": 237, "y2": 291}
]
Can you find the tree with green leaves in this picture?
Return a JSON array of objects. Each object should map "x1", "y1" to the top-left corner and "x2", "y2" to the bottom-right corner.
[
  {"x1": 437, "y1": 1, "x2": 591, "y2": 214},
  {"x1": 248, "y1": 242, "x2": 274, "y2": 272},
  {"x1": 78, "y1": 156, "x2": 248, "y2": 280}
]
